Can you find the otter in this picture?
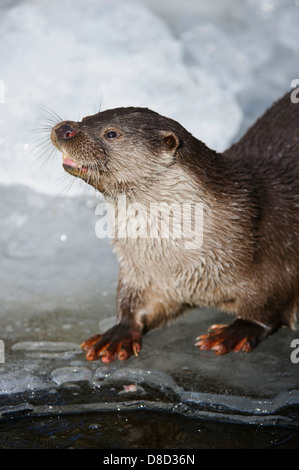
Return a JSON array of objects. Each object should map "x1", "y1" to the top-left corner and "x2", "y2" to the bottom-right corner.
[{"x1": 51, "y1": 91, "x2": 299, "y2": 362}]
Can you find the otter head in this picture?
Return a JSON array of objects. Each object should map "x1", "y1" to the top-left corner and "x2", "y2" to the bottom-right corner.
[{"x1": 51, "y1": 107, "x2": 182, "y2": 197}]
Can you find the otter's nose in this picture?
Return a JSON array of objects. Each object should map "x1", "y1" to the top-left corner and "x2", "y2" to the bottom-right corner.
[{"x1": 55, "y1": 124, "x2": 77, "y2": 141}]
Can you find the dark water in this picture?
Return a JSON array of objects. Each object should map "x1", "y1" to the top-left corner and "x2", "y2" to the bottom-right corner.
[{"x1": 0, "y1": 411, "x2": 298, "y2": 449}]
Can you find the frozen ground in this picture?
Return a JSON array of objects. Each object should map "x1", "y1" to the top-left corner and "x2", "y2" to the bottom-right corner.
[
  {"x1": 0, "y1": 184, "x2": 298, "y2": 446},
  {"x1": 0, "y1": 0, "x2": 299, "y2": 441}
]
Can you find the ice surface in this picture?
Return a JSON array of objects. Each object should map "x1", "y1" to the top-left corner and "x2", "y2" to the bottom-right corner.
[
  {"x1": 51, "y1": 366, "x2": 93, "y2": 386},
  {"x1": 0, "y1": 0, "x2": 299, "y2": 424},
  {"x1": 180, "y1": 22, "x2": 250, "y2": 95}
]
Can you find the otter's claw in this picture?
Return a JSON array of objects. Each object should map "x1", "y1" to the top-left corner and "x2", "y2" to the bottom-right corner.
[
  {"x1": 195, "y1": 318, "x2": 270, "y2": 355},
  {"x1": 81, "y1": 322, "x2": 142, "y2": 363}
]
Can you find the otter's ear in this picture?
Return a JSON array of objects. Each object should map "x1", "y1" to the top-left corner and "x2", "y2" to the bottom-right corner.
[{"x1": 160, "y1": 131, "x2": 180, "y2": 156}]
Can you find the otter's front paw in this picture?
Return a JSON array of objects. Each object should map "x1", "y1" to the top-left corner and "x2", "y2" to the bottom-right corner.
[
  {"x1": 81, "y1": 322, "x2": 142, "y2": 363},
  {"x1": 195, "y1": 318, "x2": 270, "y2": 355}
]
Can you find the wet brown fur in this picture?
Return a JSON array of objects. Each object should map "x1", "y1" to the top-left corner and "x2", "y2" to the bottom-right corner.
[{"x1": 51, "y1": 91, "x2": 299, "y2": 352}]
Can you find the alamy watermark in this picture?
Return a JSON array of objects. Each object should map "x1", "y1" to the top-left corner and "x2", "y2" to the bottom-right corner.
[
  {"x1": 290, "y1": 339, "x2": 299, "y2": 364},
  {"x1": 290, "y1": 79, "x2": 299, "y2": 103},
  {"x1": 95, "y1": 195, "x2": 203, "y2": 250},
  {"x1": 0, "y1": 339, "x2": 4, "y2": 363}
]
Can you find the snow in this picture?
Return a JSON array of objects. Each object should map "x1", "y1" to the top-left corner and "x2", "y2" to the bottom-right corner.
[
  {"x1": 0, "y1": 0, "x2": 298, "y2": 400},
  {"x1": 1, "y1": 0, "x2": 298, "y2": 196}
]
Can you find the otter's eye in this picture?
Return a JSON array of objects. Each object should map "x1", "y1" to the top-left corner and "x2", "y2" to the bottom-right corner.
[{"x1": 105, "y1": 130, "x2": 119, "y2": 140}]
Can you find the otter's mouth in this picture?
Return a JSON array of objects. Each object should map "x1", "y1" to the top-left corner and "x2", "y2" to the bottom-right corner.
[{"x1": 62, "y1": 154, "x2": 88, "y2": 174}]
